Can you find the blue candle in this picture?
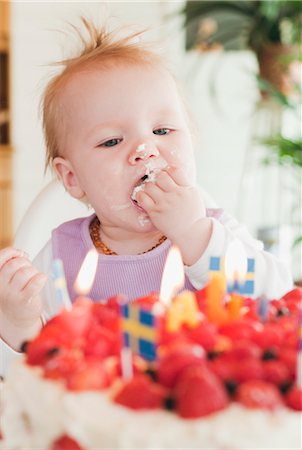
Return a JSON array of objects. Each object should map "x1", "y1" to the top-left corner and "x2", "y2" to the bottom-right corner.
[{"x1": 52, "y1": 259, "x2": 72, "y2": 310}]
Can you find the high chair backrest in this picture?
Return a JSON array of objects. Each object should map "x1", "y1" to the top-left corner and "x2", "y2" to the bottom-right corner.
[
  {"x1": 14, "y1": 179, "x2": 90, "y2": 260},
  {"x1": 14, "y1": 178, "x2": 218, "y2": 261}
]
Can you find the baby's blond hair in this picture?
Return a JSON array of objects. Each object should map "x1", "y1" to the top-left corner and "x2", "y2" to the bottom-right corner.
[{"x1": 42, "y1": 18, "x2": 164, "y2": 170}]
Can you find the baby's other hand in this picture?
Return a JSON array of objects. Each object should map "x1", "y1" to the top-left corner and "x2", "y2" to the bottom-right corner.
[{"x1": 0, "y1": 247, "x2": 47, "y2": 328}]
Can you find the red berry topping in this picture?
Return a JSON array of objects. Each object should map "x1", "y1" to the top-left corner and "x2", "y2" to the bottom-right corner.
[
  {"x1": 226, "y1": 340, "x2": 261, "y2": 361},
  {"x1": 282, "y1": 288, "x2": 302, "y2": 303},
  {"x1": 219, "y1": 320, "x2": 260, "y2": 342},
  {"x1": 254, "y1": 323, "x2": 285, "y2": 350},
  {"x1": 114, "y1": 374, "x2": 165, "y2": 410},
  {"x1": 236, "y1": 380, "x2": 283, "y2": 410},
  {"x1": 185, "y1": 321, "x2": 217, "y2": 351},
  {"x1": 209, "y1": 356, "x2": 236, "y2": 382},
  {"x1": 157, "y1": 345, "x2": 205, "y2": 388},
  {"x1": 286, "y1": 386, "x2": 302, "y2": 411},
  {"x1": 263, "y1": 360, "x2": 291, "y2": 385},
  {"x1": 279, "y1": 348, "x2": 297, "y2": 378},
  {"x1": 235, "y1": 359, "x2": 264, "y2": 383},
  {"x1": 175, "y1": 366, "x2": 229, "y2": 418},
  {"x1": 66, "y1": 360, "x2": 109, "y2": 391},
  {"x1": 51, "y1": 435, "x2": 84, "y2": 450}
]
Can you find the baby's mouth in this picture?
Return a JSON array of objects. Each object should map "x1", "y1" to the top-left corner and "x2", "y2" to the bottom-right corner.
[{"x1": 131, "y1": 174, "x2": 150, "y2": 204}]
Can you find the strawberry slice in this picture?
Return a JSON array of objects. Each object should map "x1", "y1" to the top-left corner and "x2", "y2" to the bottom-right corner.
[
  {"x1": 157, "y1": 344, "x2": 205, "y2": 388},
  {"x1": 84, "y1": 325, "x2": 120, "y2": 359},
  {"x1": 114, "y1": 374, "x2": 166, "y2": 410},
  {"x1": 186, "y1": 322, "x2": 218, "y2": 351},
  {"x1": 66, "y1": 359, "x2": 109, "y2": 391},
  {"x1": 286, "y1": 386, "x2": 302, "y2": 411},
  {"x1": 175, "y1": 366, "x2": 229, "y2": 418},
  {"x1": 236, "y1": 380, "x2": 283, "y2": 410},
  {"x1": 234, "y1": 358, "x2": 264, "y2": 383},
  {"x1": 51, "y1": 435, "x2": 84, "y2": 450},
  {"x1": 254, "y1": 323, "x2": 285, "y2": 350},
  {"x1": 263, "y1": 360, "x2": 291, "y2": 385}
]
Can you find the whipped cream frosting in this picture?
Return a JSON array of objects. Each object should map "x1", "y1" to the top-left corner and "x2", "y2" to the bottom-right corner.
[{"x1": 1, "y1": 361, "x2": 300, "y2": 450}]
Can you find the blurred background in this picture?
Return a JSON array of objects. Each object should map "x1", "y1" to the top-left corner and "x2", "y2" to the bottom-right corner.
[{"x1": 0, "y1": 0, "x2": 301, "y2": 282}]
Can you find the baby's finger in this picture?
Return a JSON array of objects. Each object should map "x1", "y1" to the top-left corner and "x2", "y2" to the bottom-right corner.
[
  {"x1": 0, "y1": 256, "x2": 31, "y2": 284},
  {"x1": 155, "y1": 170, "x2": 177, "y2": 192},
  {"x1": 22, "y1": 273, "x2": 48, "y2": 300},
  {"x1": 143, "y1": 182, "x2": 164, "y2": 202},
  {"x1": 9, "y1": 265, "x2": 43, "y2": 294},
  {"x1": 136, "y1": 191, "x2": 156, "y2": 211},
  {"x1": 0, "y1": 247, "x2": 28, "y2": 271},
  {"x1": 166, "y1": 166, "x2": 191, "y2": 187}
]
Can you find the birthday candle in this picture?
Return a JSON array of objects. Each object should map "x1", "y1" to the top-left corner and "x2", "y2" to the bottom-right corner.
[
  {"x1": 257, "y1": 296, "x2": 269, "y2": 322},
  {"x1": 120, "y1": 347, "x2": 133, "y2": 381},
  {"x1": 52, "y1": 259, "x2": 72, "y2": 310},
  {"x1": 206, "y1": 272, "x2": 228, "y2": 324},
  {"x1": 74, "y1": 249, "x2": 98, "y2": 296}
]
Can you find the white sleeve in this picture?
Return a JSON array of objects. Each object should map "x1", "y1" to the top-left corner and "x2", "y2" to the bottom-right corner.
[
  {"x1": 0, "y1": 241, "x2": 59, "y2": 377},
  {"x1": 185, "y1": 213, "x2": 293, "y2": 299}
]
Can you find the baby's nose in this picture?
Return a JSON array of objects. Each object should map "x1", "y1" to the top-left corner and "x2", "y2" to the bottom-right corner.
[{"x1": 128, "y1": 142, "x2": 159, "y2": 165}]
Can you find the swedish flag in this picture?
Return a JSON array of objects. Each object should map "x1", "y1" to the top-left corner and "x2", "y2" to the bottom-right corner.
[
  {"x1": 121, "y1": 304, "x2": 158, "y2": 361},
  {"x1": 209, "y1": 256, "x2": 255, "y2": 296}
]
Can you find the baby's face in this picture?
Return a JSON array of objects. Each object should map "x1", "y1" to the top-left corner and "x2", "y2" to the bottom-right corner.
[{"x1": 55, "y1": 62, "x2": 196, "y2": 233}]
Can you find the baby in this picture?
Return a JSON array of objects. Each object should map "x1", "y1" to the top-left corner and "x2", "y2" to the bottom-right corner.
[{"x1": 0, "y1": 20, "x2": 292, "y2": 375}]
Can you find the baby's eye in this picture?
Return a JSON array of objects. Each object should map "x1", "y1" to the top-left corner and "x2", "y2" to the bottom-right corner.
[
  {"x1": 153, "y1": 128, "x2": 170, "y2": 136},
  {"x1": 101, "y1": 138, "x2": 122, "y2": 148}
]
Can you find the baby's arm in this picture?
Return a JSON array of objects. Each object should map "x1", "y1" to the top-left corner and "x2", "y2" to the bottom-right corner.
[
  {"x1": 185, "y1": 212, "x2": 293, "y2": 299},
  {"x1": 0, "y1": 247, "x2": 47, "y2": 351},
  {"x1": 136, "y1": 167, "x2": 212, "y2": 265}
]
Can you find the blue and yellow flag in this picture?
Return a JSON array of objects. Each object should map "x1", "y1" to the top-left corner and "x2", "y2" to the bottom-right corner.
[
  {"x1": 209, "y1": 256, "x2": 255, "y2": 296},
  {"x1": 121, "y1": 304, "x2": 158, "y2": 361}
]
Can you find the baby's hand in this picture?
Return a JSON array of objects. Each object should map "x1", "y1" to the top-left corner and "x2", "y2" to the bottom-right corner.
[
  {"x1": 136, "y1": 167, "x2": 213, "y2": 265},
  {"x1": 0, "y1": 247, "x2": 47, "y2": 328},
  {"x1": 136, "y1": 167, "x2": 205, "y2": 237}
]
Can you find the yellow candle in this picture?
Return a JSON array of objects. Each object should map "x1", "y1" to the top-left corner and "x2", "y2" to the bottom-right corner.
[
  {"x1": 167, "y1": 291, "x2": 199, "y2": 332},
  {"x1": 206, "y1": 273, "x2": 228, "y2": 324},
  {"x1": 227, "y1": 292, "x2": 242, "y2": 320}
]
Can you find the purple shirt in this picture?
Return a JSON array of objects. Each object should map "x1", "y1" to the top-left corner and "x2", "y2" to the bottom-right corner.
[{"x1": 52, "y1": 214, "x2": 195, "y2": 302}]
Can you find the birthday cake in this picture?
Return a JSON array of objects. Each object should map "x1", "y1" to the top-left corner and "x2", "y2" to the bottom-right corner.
[{"x1": 1, "y1": 286, "x2": 301, "y2": 450}]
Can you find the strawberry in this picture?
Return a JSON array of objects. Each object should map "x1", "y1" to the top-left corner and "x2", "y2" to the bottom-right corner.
[
  {"x1": 219, "y1": 320, "x2": 260, "y2": 342},
  {"x1": 234, "y1": 358, "x2": 264, "y2": 383},
  {"x1": 66, "y1": 359, "x2": 109, "y2": 391},
  {"x1": 186, "y1": 321, "x2": 217, "y2": 351},
  {"x1": 43, "y1": 349, "x2": 84, "y2": 380},
  {"x1": 286, "y1": 386, "x2": 302, "y2": 411},
  {"x1": 226, "y1": 340, "x2": 261, "y2": 361},
  {"x1": 91, "y1": 303, "x2": 120, "y2": 333},
  {"x1": 51, "y1": 435, "x2": 84, "y2": 450},
  {"x1": 157, "y1": 345, "x2": 205, "y2": 388},
  {"x1": 236, "y1": 380, "x2": 283, "y2": 410},
  {"x1": 263, "y1": 360, "x2": 291, "y2": 385},
  {"x1": 208, "y1": 356, "x2": 236, "y2": 382},
  {"x1": 282, "y1": 288, "x2": 302, "y2": 304},
  {"x1": 47, "y1": 299, "x2": 93, "y2": 339},
  {"x1": 279, "y1": 348, "x2": 297, "y2": 378},
  {"x1": 114, "y1": 374, "x2": 165, "y2": 410},
  {"x1": 254, "y1": 323, "x2": 285, "y2": 350},
  {"x1": 175, "y1": 366, "x2": 229, "y2": 418},
  {"x1": 194, "y1": 287, "x2": 207, "y2": 312},
  {"x1": 84, "y1": 325, "x2": 119, "y2": 359},
  {"x1": 282, "y1": 288, "x2": 302, "y2": 314}
]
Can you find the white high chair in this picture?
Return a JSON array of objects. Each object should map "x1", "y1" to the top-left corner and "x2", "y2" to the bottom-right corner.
[
  {"x1": 13, "y1": 179, "x2": 90, "y2": 260},
  {"x1": 13, "y1": 179, "x2": 217, "y2": 261}
]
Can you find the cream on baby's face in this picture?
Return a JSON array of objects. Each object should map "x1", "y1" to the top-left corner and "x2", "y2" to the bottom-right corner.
[{"x1": 56, "y1": 62, "x2": 196, "y2": 234}]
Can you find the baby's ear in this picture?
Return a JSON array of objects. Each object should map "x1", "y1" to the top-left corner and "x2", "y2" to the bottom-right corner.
[{"x1": 52, "y1": 157, "x2": 85, "y2": 200}]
